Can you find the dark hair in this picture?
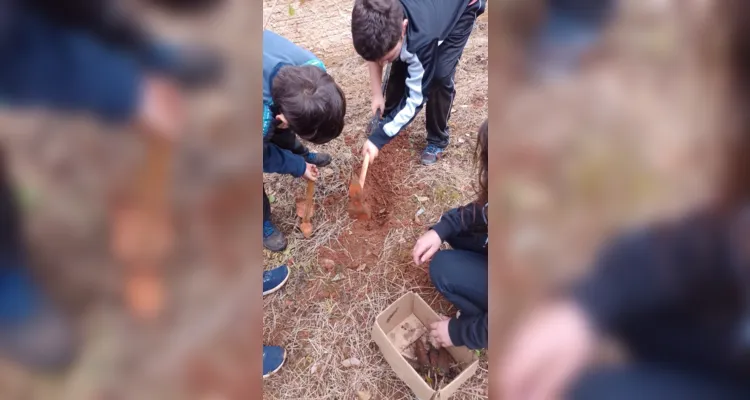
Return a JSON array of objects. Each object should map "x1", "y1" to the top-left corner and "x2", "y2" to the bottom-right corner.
[
  {"x1": 351, "y1": 0, "x2": 404, "y2": 61},
  {"x1": 141, "y1": 0, "x2": 224, "y2": 13},
  {"x1": 271, "y1": 65, "x2": 346, "y2": 144},
  {"x1": 475, "y1": 119, "x2": 489, "y2": 205},
  {"x1": 718, "y1": 0, "x2": 750, "y2": 213}
]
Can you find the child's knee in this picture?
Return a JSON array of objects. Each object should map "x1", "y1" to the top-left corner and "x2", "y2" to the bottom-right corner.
[
  {"x1": 428, "y1": 251, "x2": 453, "y2": 288},
  {"x1": 431, "y1": 71, "x2": 455, "y2": 90}
]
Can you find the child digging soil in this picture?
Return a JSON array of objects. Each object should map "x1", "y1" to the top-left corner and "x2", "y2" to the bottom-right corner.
[
  {"x1": 412, "y1": 119, "x2": 488, "y2": 350},
  {"x1": 261, "y1": 29, "x2": 346, "y2": 379},
  {"x1": 262, "y1": 30, "x2": 347, "y2": 252},
  {"x1": 352, "y1": 0, "x2": 486, "y2": 166}
]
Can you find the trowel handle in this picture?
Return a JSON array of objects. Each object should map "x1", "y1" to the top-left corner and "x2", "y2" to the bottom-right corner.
[
  {"x1": 304, "y1": 179, "x2": 315, "y2": 222},
  {"x1": 359, "y1": 153, "x2": 370, "y2": 189}
]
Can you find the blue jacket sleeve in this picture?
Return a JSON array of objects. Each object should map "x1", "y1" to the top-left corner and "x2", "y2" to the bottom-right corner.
[
  {"x1": 0, "y1": 13, "x2": 142, "y2": 123},
  {"x1": 263, "y1": 140, "x2": 306, "y2": 177}
]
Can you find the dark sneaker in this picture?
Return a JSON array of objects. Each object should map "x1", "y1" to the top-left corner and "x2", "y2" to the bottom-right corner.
[
  {"x1": 263, "y1": 345, "x2": 286, "y2": 378},
  {"x1": 304, "y1": 152, "x2": 332, "y2": 168},
  {"x1": 263, "y1": 220, "x2": 287, "y2": 252},
  {"x1": 0, "y1": 267, "x2": 76, "y2": 371},
  {"x1": 263, "y1": 265, "x2": 290, "y2": 296},
  {"x1": 421, "y1": 144, "x2": 445, "y2": 165}
]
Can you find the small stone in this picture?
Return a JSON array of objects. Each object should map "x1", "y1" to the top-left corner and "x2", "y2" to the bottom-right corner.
[
  {"x1": 357, "y1": 390, "x2": 372, "y2": 400},
  {"x1": 320, "y1": 258, "x2": 335, "y2": 271},
  {"x1": 342, "y1": 357, "x2": 361, "y2": 368}
]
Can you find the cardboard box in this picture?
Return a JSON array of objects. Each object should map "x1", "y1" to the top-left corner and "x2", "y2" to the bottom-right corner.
[{"x1": 372, "y1": 292, "x2": 479, "y2": 400}]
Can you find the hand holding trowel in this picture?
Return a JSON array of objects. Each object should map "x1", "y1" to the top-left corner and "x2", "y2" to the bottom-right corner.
[{"x1": 348, "y1": 109, "x2": 380, "y2": 220}]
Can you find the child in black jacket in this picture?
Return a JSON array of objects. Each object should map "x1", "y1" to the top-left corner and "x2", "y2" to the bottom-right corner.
[
  {"x1": 351, "y1": 0, "x2": 485, "y2": 166},
  {"x1": 412, "y1": 120, "x2": 488, "y2": 350}
]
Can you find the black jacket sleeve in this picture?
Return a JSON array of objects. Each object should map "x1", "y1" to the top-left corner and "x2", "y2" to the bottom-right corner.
[
  {"x1": 432, "y1": 201, "x2": 487, "y2": 241},
  {"x1": 448, "y1": 313, "x2": 487, "y2": 349}
]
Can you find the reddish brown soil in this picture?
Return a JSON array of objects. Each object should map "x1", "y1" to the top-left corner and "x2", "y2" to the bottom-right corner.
[{"x1": 319, "y1": 132, "x2": 417, "y2": 271}]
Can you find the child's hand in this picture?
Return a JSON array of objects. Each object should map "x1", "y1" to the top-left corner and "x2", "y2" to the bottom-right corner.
[
  {"x1": 371, "y1": 94, "x2": 385, "y2": 117},
  {"x1": 412, "y1": 229, "x2": 442, "y2": 265},
  {"x1": 362, "y1": 140, "x2": 380, "y2": 161},
  {"x1": 137, "y1": 77, "x2": 183, "y2": 140},
  {"x1": 501, "y1": 301, "x2": 595, "y2": 400},
  {"x1": 429, "y1": 316, "x2": 454, "y2": 348},
  {"x1": 303, "y1": 163, "x2": 319, "y2": 181}
]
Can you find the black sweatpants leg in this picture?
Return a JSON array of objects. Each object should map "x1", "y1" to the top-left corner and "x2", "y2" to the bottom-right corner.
[
  {"x1": 269, "y1": 128, "x2": 308, "y2": 156},
  {"x1": 426, "y1": 0, "x2": 485, "y2": 148},
  {"x1": 429, "y1": 233, "x2": 488, "y2": 316},
  {"x1": 383, "y1": 60, "x2": 407, "y2": 116}
]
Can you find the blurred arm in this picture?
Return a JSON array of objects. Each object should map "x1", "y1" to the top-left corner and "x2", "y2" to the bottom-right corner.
[{"x1": 0, "y1": 12, "x2": 142, "y2": 122}]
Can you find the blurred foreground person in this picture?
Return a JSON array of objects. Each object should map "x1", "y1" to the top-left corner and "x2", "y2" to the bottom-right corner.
[
  {"x1": 0, "y1": 0, "x2": 221, "y2": 371},
  {"x1": 501, "y1": 2, "x2": 750, "y2": 399},
  {"x1": 529, "y1": 0, "x2": 616, "y2": 81}
]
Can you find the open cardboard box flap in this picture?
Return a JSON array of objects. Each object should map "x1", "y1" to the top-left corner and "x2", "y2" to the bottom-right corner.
[{"x1": 372, "y1": 292, "x2": 479, "y2": 400}]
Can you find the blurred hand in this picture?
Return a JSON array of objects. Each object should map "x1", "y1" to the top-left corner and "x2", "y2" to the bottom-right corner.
[
  {"x1": 303, "y1": 163, "x2": 319, "y2": 181},
  {"x1": 361, "y1": 139, "x2": 380, "y2": 162},
  {"x1": 430, "y1": 316, "x2": 454, "y2": 348},
  {"x1": 371, "y1": 94, "x2": 385, "y2": 117},
  {"x1": 412, "y1": 229, "x2": 442, "y2": 265},
  {"x1": 501, "y1": 301, "x2": 595, "y2": 400},
  {"x1": 137, "y1": 77, "x2": 183, "y2": 140}
]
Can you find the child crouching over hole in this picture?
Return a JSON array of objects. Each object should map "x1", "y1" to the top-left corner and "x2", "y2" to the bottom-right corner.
[
  {"x1": 262, "y1": 30, "x2": 347, "y2": 252},
  {"x1": 412, "y1": 119, "x2": 488, "y2": 350}
]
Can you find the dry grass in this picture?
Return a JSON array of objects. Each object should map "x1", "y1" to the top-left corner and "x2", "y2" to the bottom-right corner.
[{"x1": 262, "y1": 1, "x2": 488, "y2": 399}]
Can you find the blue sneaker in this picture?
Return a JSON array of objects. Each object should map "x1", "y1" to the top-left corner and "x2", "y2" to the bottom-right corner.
[
  {"x1": 304, "y1": 152, "x2": 332, "y2": 167},
  {"x1": 263, "y1": 220, "x2": 287, "y2": 252},
  {"x1": 263, "y1": 265, "x2": 290, "y2": 296},
  {"x1": 0, "y1": 266, "x2": 76, "y2": 371},
  {"x1": 421, "y1": 144, "x2": 445, "y2": 165},
  {"x1": 263, "y1": 345, "x2": 286, "y2": 378}
]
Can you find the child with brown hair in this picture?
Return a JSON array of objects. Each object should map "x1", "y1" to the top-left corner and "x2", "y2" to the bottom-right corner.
[
  {"x1": 351, "y1": 0, "x2": 485, "y2": 165},
  {"x1": 412, "y1": 119, "x2": 488, "y2": 350}
]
